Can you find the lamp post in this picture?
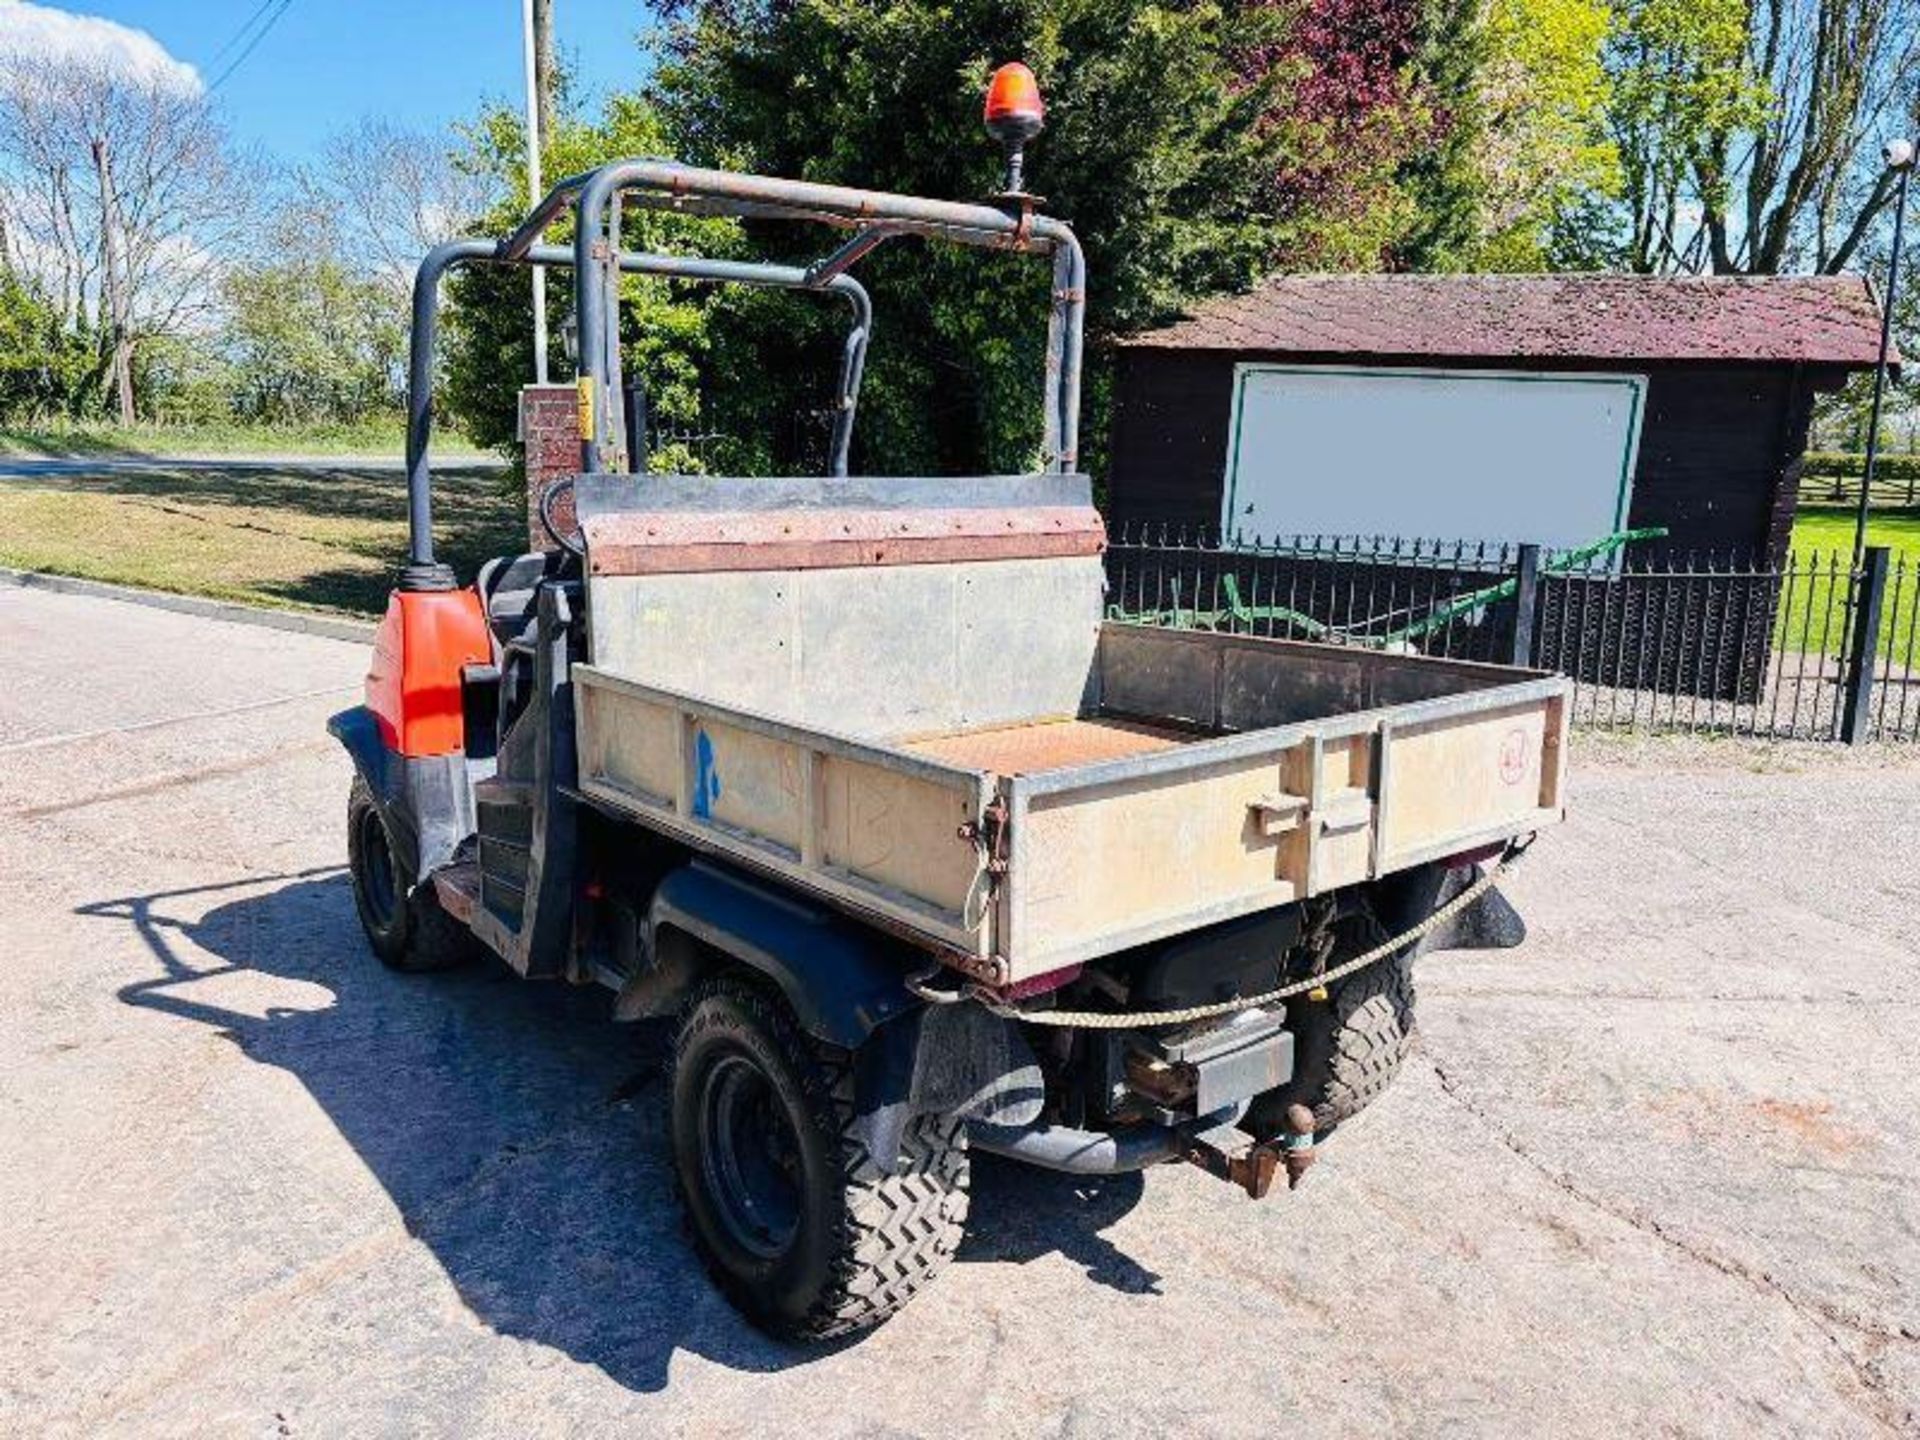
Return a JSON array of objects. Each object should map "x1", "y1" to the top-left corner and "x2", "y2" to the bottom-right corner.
[{"x1": 1852, "y1": 137, "x2": 1913, "y2": 571}]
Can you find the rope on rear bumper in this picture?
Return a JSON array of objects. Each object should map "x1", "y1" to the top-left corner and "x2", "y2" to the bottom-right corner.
[{"x1": 975, "y1": 839, "x2": 1531, "y2": 1030}]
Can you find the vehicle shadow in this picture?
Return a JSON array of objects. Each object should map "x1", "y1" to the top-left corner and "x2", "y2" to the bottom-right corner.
[{"x1": 90, "y1": 868, "x2": 1151, "y2": 1392}]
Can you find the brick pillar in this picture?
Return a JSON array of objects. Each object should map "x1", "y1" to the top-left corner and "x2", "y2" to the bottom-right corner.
[{"x1": 519, "y1": 383, "x2": 580, "y2": 552}]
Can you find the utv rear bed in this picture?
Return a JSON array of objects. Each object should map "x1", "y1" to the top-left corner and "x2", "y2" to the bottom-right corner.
[{"x1": 569, "y1": 478, "x2": 1567, "y2": 985}]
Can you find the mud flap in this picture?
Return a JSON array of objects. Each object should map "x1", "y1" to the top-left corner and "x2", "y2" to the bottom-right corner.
[
  {"x1": 1423, "y1": 863, "x2": 1526, "y2": 952},
  {"x1": 852, "y1": 1002, "x2": 1045, "y2": 1172}
]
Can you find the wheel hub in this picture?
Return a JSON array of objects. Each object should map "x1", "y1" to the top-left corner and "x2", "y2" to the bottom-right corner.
[{"x1": 699, "y1": 1052, "x2": 803, "y2": 1259}]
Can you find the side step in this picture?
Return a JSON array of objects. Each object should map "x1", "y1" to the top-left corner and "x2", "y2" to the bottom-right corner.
[
  {"x1": 475, "y1": 780, "x2": 534, "y2": 928},
  {"x1": 432, "y1": 861, "x2": 482, "y2": 925}
]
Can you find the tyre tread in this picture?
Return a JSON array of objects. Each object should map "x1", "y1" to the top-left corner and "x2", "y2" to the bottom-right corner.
[
  {"x1": 1314, "y1": 954, "x2": 1417, "y2": 1126},
  {"x1": 674, "y1": 979, "x2": 969, "y2": 1341}
]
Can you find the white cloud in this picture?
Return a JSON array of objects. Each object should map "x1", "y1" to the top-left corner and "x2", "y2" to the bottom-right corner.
[{"x1": 0, "y1": 1, "x2": 201, "y2": 93}]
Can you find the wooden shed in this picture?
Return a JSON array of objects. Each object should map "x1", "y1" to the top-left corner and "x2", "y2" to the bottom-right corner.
[{"x1": 1106, "y1": 274, "x2": 1891, "y2": 563}]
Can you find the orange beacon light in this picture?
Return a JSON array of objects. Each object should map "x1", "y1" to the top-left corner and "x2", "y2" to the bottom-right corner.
[{"x1": 983, "y1": 62, "x2": 1045, "y2": 194}]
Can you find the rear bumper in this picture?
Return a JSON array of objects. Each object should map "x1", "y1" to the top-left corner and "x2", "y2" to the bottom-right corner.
[
  {"x1": 970, "y1": 1101, "x2": 1250, "y2": 1175},
  {"x1": 970, "y1": 1013, "x2": 1294, "y2": 1176}
]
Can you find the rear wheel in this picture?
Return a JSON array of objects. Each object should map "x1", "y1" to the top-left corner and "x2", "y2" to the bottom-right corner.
[
  {"x1": 669, "y1": 978, "x2": 969, "y2": 1341},
  {"x1": 1261, "y1": 912, "x2": 1419, "y2": 1133},
  {"x1": 346, "y1": 776, "x2": 473, "y2": 972},
  {"x1": 1298, "y1": 953, "x2": 1417, "y2": 1127}
]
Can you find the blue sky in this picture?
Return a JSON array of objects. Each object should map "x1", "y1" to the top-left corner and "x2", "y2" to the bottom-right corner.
[{"x1": 15, "y1": 1, "x2": 655, "y2": 158}]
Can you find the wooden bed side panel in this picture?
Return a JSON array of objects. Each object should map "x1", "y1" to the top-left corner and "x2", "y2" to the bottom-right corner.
[
  {"x1": 1003, "y1": 752, "x2": 1304, "y2": 976},
  {"x1": 817, "y1": 757, "x2": 981, "y2": 916},
  {"x1": 576, "y1": 681, "x2": 680, "y2": 811},
  {"x1": 572, "y1": 666, "x2": 991, "y2": 958},
  {"x1": 1375, "y1": 698, "x2": 1562, "y2": 870}
]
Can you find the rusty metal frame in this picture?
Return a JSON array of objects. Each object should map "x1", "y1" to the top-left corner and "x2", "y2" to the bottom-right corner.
[
  {"x1": 580, "y1": 505, "x2": 1106, "y2": 576},
  {"x1": 571, "y1": 471, "x2": 1107, "y2": 576},
  {"x1": 400, "y1": 237, "x2": 872, "y2": 589},
  {"x1": 500, "y1": 159, "x2": 1087, "y2": 481}
]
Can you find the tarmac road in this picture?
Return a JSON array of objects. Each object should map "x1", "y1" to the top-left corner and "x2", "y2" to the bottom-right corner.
[{"x1": 3, "y1": 582, "x2": 1917, "y2": 1438}]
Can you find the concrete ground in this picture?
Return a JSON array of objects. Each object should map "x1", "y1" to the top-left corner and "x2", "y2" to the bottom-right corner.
[{"x1": 3, "y1": 583, "x2": 1917, "y2": 1439}]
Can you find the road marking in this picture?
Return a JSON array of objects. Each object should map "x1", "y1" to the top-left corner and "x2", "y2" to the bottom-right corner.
[
  {"x1": 0, "y1": 684, "x2": 357, "y2": 756},
  {"x1": 14, "y1": 738, "x2": 339, "y2": 819}
]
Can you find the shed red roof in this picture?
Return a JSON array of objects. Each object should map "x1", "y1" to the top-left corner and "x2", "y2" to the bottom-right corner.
[{"x1": 1123, "y1": 273, "x2": 1892, "y2": 367}]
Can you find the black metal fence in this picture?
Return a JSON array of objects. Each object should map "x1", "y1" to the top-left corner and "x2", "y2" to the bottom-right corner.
[{"x1": 1104, "y1": 527, "x2": 1920, "y2": 744}]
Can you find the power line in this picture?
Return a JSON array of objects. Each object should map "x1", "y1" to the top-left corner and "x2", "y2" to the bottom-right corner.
[
  {"x1": 205, "y1": 0, "x2": 282, "y2": 70},
  {"x1": 208, "y1": 0, "x2": 298, "y2": 92}
]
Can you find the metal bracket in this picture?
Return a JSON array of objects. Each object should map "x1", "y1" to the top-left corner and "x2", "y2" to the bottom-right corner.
[
  {"x1": 1182, "y1": 1101, "x2": 1317, "y2": 1199},
  {"x1": 1249, "y1": 789, "x2": 1372, "y2": 838},
  {"x1": 1249, "y1": 792, "x2": 1308, "y2": 838},
  {"x1": 1183, "y1": 1121, "x2": 1280, "y2": 1199},
  {"x1": 957, "y1": 794, "x2": 1012, "y2": 877}
]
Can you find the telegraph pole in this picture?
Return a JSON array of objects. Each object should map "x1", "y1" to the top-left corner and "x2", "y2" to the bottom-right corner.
[{"x1": 522, "y1": 0, "x2": 554, "y2": 384}]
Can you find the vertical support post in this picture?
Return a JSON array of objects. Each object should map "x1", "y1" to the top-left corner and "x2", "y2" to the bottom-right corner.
[
  {"x1": 1042, "y1": 243, "x2": 1067, "y2": 469},
  {"x1": 1841, "y1": 546, "x2": 1892, "y2": 744},
  {"x1": 604, "y1": 198, "x2": 627, "y2": 471},
  {"x1": 1509, "y1": 543, "x2": 1541, "y2": 668},
  {"x1": 623, "y1": 380, "x2": 648, "y2": 475}
]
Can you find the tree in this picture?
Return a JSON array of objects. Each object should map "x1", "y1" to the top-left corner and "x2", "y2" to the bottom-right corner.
[
  {"x1": 292, "y1": 118, "x2": 494, "y2": 303},
  {"x1": 221, "y1": 237, "x2": 404, "y2": 425},
  {"x1": 0, "y1": 53, "x2": 257, "y2": 419},
  {"x1": 651, "y1": 0, "x2": 1448, "y2": 474},
  {"x1": 1606, "y1": 0, "x2": 1770, "y2": 271},
  {"x1": 439, "y1": 92, "x2": 731, "y2": 462},
  {"x1": 1237, "y1": 0, "x2": 1438, "y2": 270},
  {"x1": 1396, "y1": 0, "x2": 1490, "y2": 269},
  {"x1": 0, "y1": 264, "x2": 96, "y2": 421},
  {"x1": 1608, "y1": 0, "x2": 1919, "y2": 275},
  {"x1": 1396, "y1": 0, "x2": 1617, "y2": 271},
  {"x1": 1473, "y1": 0, "x2": 1616, "y2": 267}
]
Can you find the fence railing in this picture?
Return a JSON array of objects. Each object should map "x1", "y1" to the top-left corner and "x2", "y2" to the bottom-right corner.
[
  {"x1": 1800, "y1": 452, "x2": 1920, "y2": 508},
  {"x1": 1103, "y1": 527, "x2": 1919, "y2": 744}
]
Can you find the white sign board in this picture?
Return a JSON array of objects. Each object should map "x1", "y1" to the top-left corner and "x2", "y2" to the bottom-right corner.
[{"x1": 1221, "y1": 365, "x2": 1646, "y2": 549}]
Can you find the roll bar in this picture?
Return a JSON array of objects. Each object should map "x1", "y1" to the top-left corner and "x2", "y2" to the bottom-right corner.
[
  {"x1": 503, "y1": 159, "x2": 1086, "y2": 480},
  {"x1": 402, "y1": 160, "x2": 1085, "y2": 590},
  {"x1": 401, "y1": 237, "x2": 871, "y2": 589}
]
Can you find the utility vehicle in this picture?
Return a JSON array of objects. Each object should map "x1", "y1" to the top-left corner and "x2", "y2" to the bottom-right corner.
[{"x1": 332, "y1": 68, "x2": 1567, "y2": 1340}]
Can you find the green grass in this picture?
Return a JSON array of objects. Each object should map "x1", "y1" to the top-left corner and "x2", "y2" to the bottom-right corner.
[
  {"x1": 0, "y1": 417, "x2": 488, "y2": 460},
  {"x1": 1788, "y1": 504, "x2": 1920, "y2": 560},
  {"x1": 1781, "y1": 505, "x2": 1920, "y2": 662},
  {"x1": 0, "y1": 464, "x2": 523, "y2": 615}
]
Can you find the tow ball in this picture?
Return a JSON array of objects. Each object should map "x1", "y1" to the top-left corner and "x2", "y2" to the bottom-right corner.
[{"x1": 1183, "y1": 1104, "x2": 1318, "y2": 1200}]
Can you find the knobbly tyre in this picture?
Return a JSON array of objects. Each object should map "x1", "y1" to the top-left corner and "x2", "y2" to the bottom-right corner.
[{"x1": 331, "y1": 66, "x2": 1569, "y2": 1342}]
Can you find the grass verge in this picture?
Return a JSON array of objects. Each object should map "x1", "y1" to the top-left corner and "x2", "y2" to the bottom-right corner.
[
  {"x1": 0, "y1": 465, "x2": 523, "y2": 616},
  {"x1": 0, "y1": 418, "x2": 489, "y2": 460}
]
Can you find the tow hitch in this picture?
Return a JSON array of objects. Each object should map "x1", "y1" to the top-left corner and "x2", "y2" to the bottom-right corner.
[{"x1": 1183, "y1": 1104, "x2": 1318, "y2": 1199}]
